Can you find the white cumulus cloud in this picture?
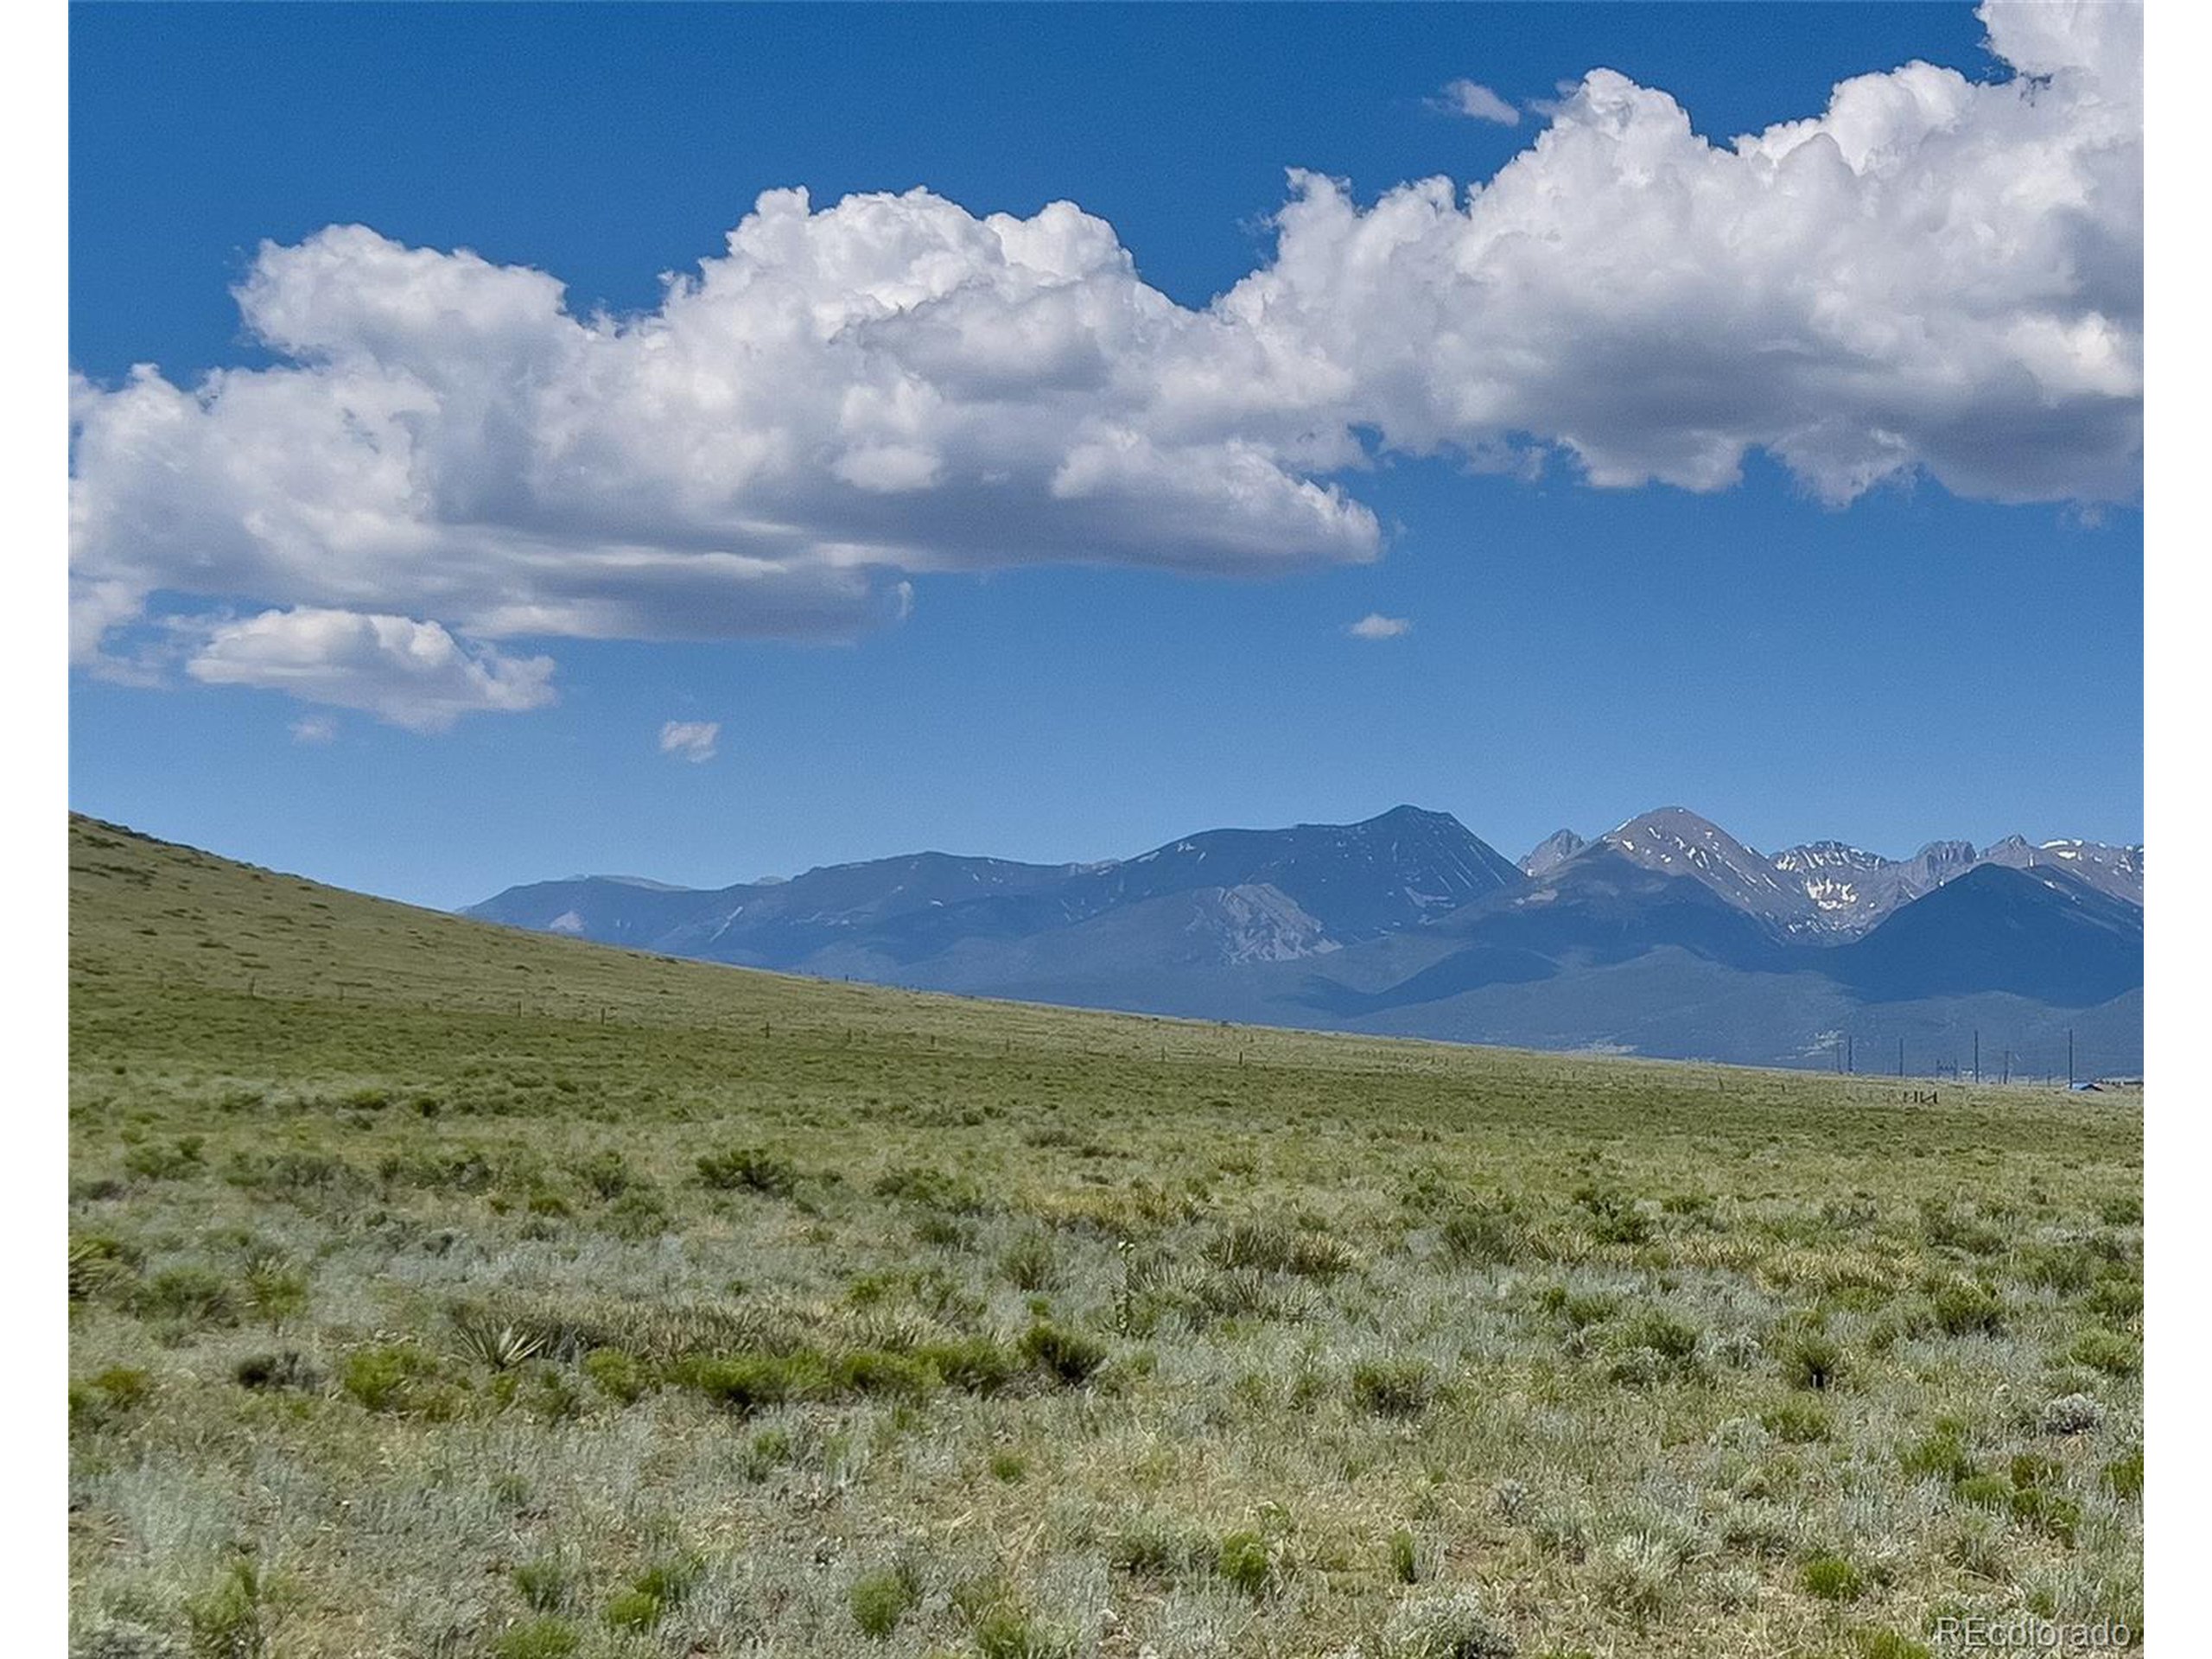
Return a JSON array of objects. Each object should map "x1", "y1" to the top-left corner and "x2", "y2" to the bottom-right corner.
[
  {"x1": 69, "y1": 0, "x2": 2139, "y2": 724},
  {"x1": 1436, "y1": 79, "x2": 1520, "y2": 124},
  {"x1": 185, "y1": 608, "x2": 556, "y2": 731},
  {"x1": 658, "y1": 720, "x2": 720, "y2": 763},
  {"x1": 1348, "y1": 613, "x2": 1412, "y2": 640},
  {"x1": 1216, "y1": 1, "x2": 2141, "y2": 504}
]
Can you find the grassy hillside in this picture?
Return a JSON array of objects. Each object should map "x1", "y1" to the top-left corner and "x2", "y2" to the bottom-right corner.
[{"x1": 67, "y1": 816, "x2": 2144, "y2": 1658}]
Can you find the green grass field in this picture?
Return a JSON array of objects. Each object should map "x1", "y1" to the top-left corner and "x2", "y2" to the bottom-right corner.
[{"x1": 67, "y1": 815, "x2": 2144, "y2": 1658}]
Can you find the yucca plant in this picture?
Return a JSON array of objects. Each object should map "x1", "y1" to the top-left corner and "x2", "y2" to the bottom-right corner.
[
  {"x1": 242, "y1": 1249, "x2": 311, "y2": 1330},
  {"x1": 451, "y1": 1313, "x2": 548, "y2": 1371}
]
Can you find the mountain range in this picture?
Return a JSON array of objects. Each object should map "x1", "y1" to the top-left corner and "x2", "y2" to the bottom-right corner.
[{"x1": 467, "y1": 805, "x2": 2144, "y2": 1074}]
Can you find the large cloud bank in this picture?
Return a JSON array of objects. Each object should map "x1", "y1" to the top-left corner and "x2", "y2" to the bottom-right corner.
[{"x1": 70, "y1": 0, "x2": 2139, "y2": 726}]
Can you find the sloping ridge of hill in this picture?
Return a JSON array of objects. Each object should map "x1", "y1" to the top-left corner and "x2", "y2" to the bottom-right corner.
[
  {"x1": 60, "y1": 812, "x2": 1816, "y2": 1091},
  {"x1": 73, "y1": 811, "x2": 2143, "y2": 1077},
  {"x1": 467, "y1": 804, "x2": 1526, "y2": 976}
]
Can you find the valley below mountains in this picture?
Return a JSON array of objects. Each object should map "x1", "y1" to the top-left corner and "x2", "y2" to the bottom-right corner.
[{"x1": 468, "y1": 805, "x2": 2145, "y2": 1075}]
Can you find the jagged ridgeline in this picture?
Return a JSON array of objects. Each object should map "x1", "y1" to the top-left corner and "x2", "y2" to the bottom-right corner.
[{"x1": 469, "y1": 805, "x2": 2142, "y2": 1075}]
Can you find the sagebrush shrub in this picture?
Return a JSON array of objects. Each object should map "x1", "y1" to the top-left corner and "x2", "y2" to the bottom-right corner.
[
  {"x1": 602, "y1": 1189, "x2": 670, "y2": 1240},
  {"x1": 124, "y1": 1136, "x2": 205, "y2": 1182},
  {"x1": 1440, "y1": 1204, "x2": 1524, "y2": 1266},
  {"x1": 1377, "y1": 1586, "x2": 1515, "y2": 1658},
  {"x1": 1607, "y1": 1309, "x2": 1702, "y2": 1386},
  {"x1": 1596, "y1": 1529, "x2": 1682, "y2": 1619},
  {"x1": 2039, "y1": 1392, "x2": 2105, "y2": 1436},
  {"x1": 130, "y1": 1265, "x2": 237, "y2": 1328},
  {"x1": 696, "y1": 1147, "x2": 798, "y2": 1195},
  {"x1": 1573, "y1": 1184, "x2": 1653, "y2": 1245},
  {"x1": 569, "y1": 1149, "x2": 635, "y2": 1199},
  {"x1": 874, "y1": 1165, "x2": 988, "y2": 1214}
]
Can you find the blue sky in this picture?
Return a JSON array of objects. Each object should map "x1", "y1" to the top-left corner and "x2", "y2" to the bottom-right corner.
[{"x1": 67, "y1": 3, "x2": 2142, "y2": 909}]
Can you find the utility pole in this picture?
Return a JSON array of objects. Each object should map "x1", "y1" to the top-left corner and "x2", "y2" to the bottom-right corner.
[
  {"x1": 1973, "y1": 1030, "x2": 1980, "y2": 1084},
  {"x1": 1847, "y1": 1034, "x2": 1854, "y2": 1075},
  {"x1": 1897, "y1": 1036, "x2": 1905, "y2": 1077},
  {"x1": 2068, "y1": 1028, "x2": 2075, "y2": 1088},
  {"x1": 2001, "y1": 1048, "x2": 2011, "y2": 1085}
]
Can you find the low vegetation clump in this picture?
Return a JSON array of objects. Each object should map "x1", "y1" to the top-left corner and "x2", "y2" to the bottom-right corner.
[
  {"x1": 1216, "y1": 1528, "x2": 1282, "y2": 1599},
  {"x1": 64, "y1": 817, "x2": 2145, "y2": 1658},
  {"x1": 1801, "y1": 1554, "x2": 1867, "y2": 1602},
  {"x1": 493, "y1": 1618, "x2": 582, "y2": 1659},
  {"x1": 1015, "y1": 1320, "x2": 1109, "y2": 1387},
  {"x1": 694, "y1": 1146, "x2": 799, "y2": 1196},
  {"x1": 1351, "y1": 1358, "x2": 1441, "y2": 1417},
  {"x1": 848, "y1": 1563, "x2": 919, "y2": 1638},
  {"x1": 1376, "y1": 1586, "x2": 1516, "y2": 1658},
  {"x1": 1760, "y1": 1397, "x2": 1833, "y2": 1445}
]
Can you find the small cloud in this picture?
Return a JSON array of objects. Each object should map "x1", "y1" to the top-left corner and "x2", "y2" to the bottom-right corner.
[
  {"x1": 659, "y1": 720, "x2": 720, "y2": 763},
  {"x1": 1348, "y1": 613, "x2": 1412, "y2": 640},
  {"x1": 289, "y1": 715, "x2": 338, "y2": 745},
  {"x1": 1433, "y1": 79, "x2": 1520, "y2": 124}
]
